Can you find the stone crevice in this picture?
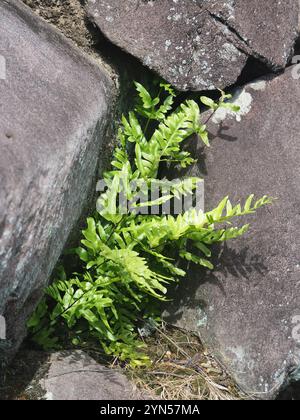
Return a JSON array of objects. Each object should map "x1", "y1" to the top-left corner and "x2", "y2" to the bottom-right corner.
[{"x1": 208, "y1": 11, "x2": 250, "y2": 50}]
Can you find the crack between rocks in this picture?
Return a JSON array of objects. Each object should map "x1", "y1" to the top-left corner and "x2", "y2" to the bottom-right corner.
[
  {"x1": 46, "y1": 368, "x2": 116, "y2": 380},
  {"x1": 208, "y1": 11, "x2": 266, "y2": 76},
  {"x1": 208, "y1": 11, "x2": 250, "y2": 50},
  {"x1": 208, "y1": 11, "x2": 284, "y2": 72}
]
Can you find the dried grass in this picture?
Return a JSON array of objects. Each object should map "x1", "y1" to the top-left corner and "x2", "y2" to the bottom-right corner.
[{"x1": 128, "y1": 322, "x2": 248, "y2": 400}]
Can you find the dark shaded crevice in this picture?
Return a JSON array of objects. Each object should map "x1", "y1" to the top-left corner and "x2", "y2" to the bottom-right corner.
[
  {"x1": 88, "y1": 22, "x2": 158, "y2": 87},
  {"x1": 234, "y1": 56, "x2": 273, "y2": 89},
  {"x1": 178, "y1": 56, "x2": 271, "y2": 111},
  {"x1": 293, "y1": 36, "x2": 300, "y2": 57},
  {"x1": 0, "y1": 218, "x2": 6, "y2": 239},
  {"x1": 278, "y1": 364, "x2": 300, "y2": 400},
  {"x1": 0, "y1": 348, "x2": 50, "y2": 400},
  {"x1": 277, "y1": 381, "x2": 300, "y2": 400},
  {"x1": 285, "y1": 35, "x2": 300, "y2": 70},
  {"x1": 77, "y1": 1, "x2": 160, "y2": 96}
]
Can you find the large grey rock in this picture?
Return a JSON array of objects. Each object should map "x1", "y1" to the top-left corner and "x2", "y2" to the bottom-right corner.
[
  {"x1": 0, "y1": 350, "x2": 151, "y2": 400},
  {"x1": 39, "y1": 351, "x2": 149, "y2": 400},
  {"x1": 165, "y1": 68, "x2": 300, "y2": 398},
  {"x1": 0, "y1": 0, "x2": 115, "y2": 368},
  {"x1": 86, "y1": 0, "x2": 299, "y2": 91}
]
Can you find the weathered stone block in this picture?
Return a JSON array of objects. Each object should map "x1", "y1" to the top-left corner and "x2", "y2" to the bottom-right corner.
[
  {"x1": 0, "y1": 0, "x2": 115, "y2": 368},
  {"x1": 86, "y1": 0, "x2": 299, "y2": 91},
  {"x1": 165, "y1": 68, "x2": 300, "y2": 398}
]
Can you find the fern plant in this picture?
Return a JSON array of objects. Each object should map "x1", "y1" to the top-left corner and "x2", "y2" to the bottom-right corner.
[{"x1": 28, "y1": 82, "x2": 271, "y2": 366}]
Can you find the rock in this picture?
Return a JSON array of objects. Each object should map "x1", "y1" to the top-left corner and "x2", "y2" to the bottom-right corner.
[
  {"x1": 86, "y1": 0, "x2": 299, "y2": 91},
  {"x1": 39, "y1": 351, "x2": 148, "y2": 400},
  {"x1": 208, "y1": 0, "x2": 298, "y2": 70},
  {"x1": 0, "y1": 0, "x2": 115, "y2": 369},
  {"x1": 0, "y1": 350, "x2": 151, "y2": 400},
  {"x1": 164, "y1": 67, "x2": 300, "y2": 398}
]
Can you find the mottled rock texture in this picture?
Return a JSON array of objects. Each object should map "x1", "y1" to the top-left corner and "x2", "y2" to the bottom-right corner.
[
  {"x1": 86, "y1": 0, "x2": 299, "y2": 91},
  {"x1": 165, "y1": 67, "x2": 300, "y2": 398},
  {"x1": 39, "y1": 351, "x2": 150, "y2": 400},
  {"x1": 208, "y1": 0, "x2": 298, "y2": 69},
  {"x1": 0, "y1": 0, "x2": 115, "y2": 369}
]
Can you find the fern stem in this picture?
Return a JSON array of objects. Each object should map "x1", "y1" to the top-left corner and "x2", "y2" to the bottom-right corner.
[{"x1": 143, "y1": 87, "x2": 162, "y2": 138}]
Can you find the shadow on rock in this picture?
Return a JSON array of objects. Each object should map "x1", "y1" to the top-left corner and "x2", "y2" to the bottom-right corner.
[{"x1": 164, "y1": 243, "x2": 268, "y2": 326}]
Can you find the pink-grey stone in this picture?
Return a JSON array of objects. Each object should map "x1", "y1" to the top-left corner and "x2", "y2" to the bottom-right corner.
[
  {"x1": 0, "y1": 0, "x2": 115, "y2": 368},
  {"x1": 165, "y1": 67, "x2": 300, "y2": 398},
  {"x1": 86, "y1": 0, "x2": 299, "y2": 91},
  {"x1": 39, "y1": 351, "x2": 150, "y2": 400}
]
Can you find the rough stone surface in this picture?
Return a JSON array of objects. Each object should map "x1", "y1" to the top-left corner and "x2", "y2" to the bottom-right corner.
[
  {"x1": 86, "y1": 0, "x2": 299, "y2": 91},
  {"x1": 164, "y1": 67, "x2": 300, "y2": 398},
  {"x1": 0, "y1": 0, "x2": 115, "y2": 368},
  {"x1": 39, "y1": 351, "x2": 149, "y2": 400},
  {"x1": 208, "y1": 0, "x2": 298, "y2": 69}
]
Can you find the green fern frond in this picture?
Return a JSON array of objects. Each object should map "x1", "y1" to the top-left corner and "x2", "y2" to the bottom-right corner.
[{"x1": 28, "y1": 81, "x2": 272, "y2": 367}]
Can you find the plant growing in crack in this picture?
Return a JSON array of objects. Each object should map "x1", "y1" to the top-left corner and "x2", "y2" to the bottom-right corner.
[{"x1": 28, "y1": 82, "x2": 272, "y2": 366}]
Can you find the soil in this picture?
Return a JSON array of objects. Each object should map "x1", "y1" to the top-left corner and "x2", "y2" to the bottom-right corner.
[
  {"x1": 21, "y1": 0, "x2": 153, "y2": 111},
  {"x1": 22, "y1": 0, "x2": 97, "y2": 54}
]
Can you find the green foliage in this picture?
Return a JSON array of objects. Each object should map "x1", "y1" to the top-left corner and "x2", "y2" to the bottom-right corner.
[{"x1": 28, "y1": 83, "x2": 271, "y2": 367}]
